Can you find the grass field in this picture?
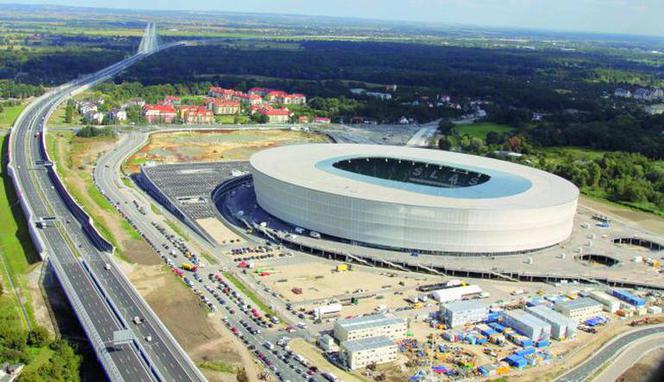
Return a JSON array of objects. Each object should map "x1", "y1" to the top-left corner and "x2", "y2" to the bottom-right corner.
[
  {"x1": 540, "y1": 146, "x2": 609, "y2": 162},
  {"x1": 0, "y1": 102, "x2": 26, "y2": 129},
  {"x1": 456, "y1": 122, "x2": 514, "y2": 139}
]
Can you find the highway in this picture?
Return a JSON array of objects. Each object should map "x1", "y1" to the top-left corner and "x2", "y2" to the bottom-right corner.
[
  {"x1": 93, "y1": 131, "x2": 332, "y2": 382},
  {"x1": 555, "y1": 324, "x2": 664, "y2": 382},
  {"x1": 8, "y1": 25, "x2": 205, "y2": 382}
]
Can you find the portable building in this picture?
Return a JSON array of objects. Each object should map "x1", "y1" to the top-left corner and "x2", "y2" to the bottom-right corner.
[
  {"x1": 501, "y1": 310, "x2": 552, "y2": 341},
  {"x1": 611, "y1": 289, "x2": 645, "y2": 307},
  {"x1": 439, "y1": 300, "x2": 489, "y2": 328},
  {"x1": 527, "y1": 305, "x2": 577, "y2": 339}
]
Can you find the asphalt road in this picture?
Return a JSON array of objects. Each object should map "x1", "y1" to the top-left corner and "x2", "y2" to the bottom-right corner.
[
  {"x1": 555, "y1": 324, "x2": 664, "y2": 382},
  {"x1": 9, "y1": 27, "x2": 204, "y2": 381},
  {"x1": 94, "y1": 131, "x2": 333, "y2": 381}
]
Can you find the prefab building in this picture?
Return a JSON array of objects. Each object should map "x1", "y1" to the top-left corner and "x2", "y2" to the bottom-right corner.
[
  {"x1": 588, "y1": 291, "x2": 621, "y2": 313},
  {"x1": 610, "y1": 289, "x2": 646, "y2": 307},
  {"x1": 500, "y1": 310, "x2": 552, "y2": 341},
  {"x1": 440, "y1": 300, "x2": 489, "y2": 328},
  {"x1": 340, "y1": 336, "x2": 398, "y2": 370},
  {"x1": 526, "y1": 305, "x2": 577, "y2": 340},
  {"x1": 554, "y1": 298, "x2": 603, "y2": 322},
  {"x1": 431, "y1": 285, "x2": 483, "y2": 303},
  {"x1": 334, "y1": 314, "x2": 407, "y2": 342}
]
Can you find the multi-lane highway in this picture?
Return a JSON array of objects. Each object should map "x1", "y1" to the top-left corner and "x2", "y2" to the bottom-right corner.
[
  {"x1": 93, "y1": 131, "x2": 333, "y2": 382},
  {"x1": 8, "y1": 25, "x2": 205, "y2": 382}
]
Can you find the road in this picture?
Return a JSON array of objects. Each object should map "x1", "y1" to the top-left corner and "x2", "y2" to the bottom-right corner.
[
  {"x1": 406, "y1": 120, "x2": 439, "y2": 147},
  {"x1": 592, "y1": 333, "x2": 664, "y2": 381},
  {"x1": 555, "y1": 324, "x2": 664, "y2": 382},
  {"x1": 94, "y1": 131, "x2": 332, "y2": 381},
  {"x1": 8, "y1": 25, "x2": 205, "y2": 381}
]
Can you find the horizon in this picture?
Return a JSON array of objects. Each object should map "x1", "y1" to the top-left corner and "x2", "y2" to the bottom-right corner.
[{"x1": 4, "y1": 0, "x2": 664, "y2": 39}]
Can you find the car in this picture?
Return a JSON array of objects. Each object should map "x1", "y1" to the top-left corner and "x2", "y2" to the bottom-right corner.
[{"x1": 104, "y1": 263, "x2": 111, "y2": 270}]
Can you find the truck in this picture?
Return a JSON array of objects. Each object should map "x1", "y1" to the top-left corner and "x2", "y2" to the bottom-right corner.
[
  {"x1": 132, "y1": 316, "x2": 144, "y2": 325},
  {"x1": 181, "y1": 263, "x2": 198, "y2": 272}
]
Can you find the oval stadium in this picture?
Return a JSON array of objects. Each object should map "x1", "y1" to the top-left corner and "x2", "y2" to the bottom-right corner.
[{"x1": 249, "y1": 144, "x2": 579, "y2": 255}]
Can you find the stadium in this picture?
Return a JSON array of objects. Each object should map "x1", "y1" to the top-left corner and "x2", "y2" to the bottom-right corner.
[{"x1": 249, "y1": 144, "x2": 579, "y2": 255}]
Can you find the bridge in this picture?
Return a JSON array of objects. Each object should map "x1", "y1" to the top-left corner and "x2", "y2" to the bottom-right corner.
[{"x1": 7, "y1": 25, "x2": 204, "y2": 382}]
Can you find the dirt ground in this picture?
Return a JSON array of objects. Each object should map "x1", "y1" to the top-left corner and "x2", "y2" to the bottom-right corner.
[
  {"x1": 50, "y1": 131, "x2": 155, "y2": 262},
  {"x1": 125, "y1": 129, "x2": 328, "y2": 173},
  {"x1": 260, "y1": 261, "x2": 440, "y2": 314},
  {"x1": 197, "y1": 217, "x2": 244, "y2": 245},
  {"x1": 120, "y1": 261, "x2": 262, "y2": 381},
  {"x1": 618, "y1": 347, "x2": 664, "y2": 382},
  {"x1": 579, "y1": 195, "x2": 664, "y2": 235},
  {"x1": 25, "y1": 263, "x2": 57, "y2": 333}
]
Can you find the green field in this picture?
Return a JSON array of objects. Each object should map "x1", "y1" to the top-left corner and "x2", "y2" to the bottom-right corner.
[
  {"x1": 540, "y1": 146, "x2": 609, "y2": 162},
  {"x1": 456, "y1": 122, "x2": 514, "y2": 139},
  {"x1": 0, "y1": 103, "x2": 26, "y2": 129}
]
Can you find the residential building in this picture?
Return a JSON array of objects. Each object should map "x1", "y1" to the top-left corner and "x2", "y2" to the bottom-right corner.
[
  {"x1": 248, "y1": 87, "x2": 271, "y2": 97},
  {"x1": 207, "y1": 99, "x2": 241, "y2": 115},
  {"x1": 334, "y1": 314, "x2": 407, "y2": 342},
  {"x1": 314, "y1": 116, "x2": 331, "y2": 124},
  {"x1": 209, "y1": 86, "x2": 236, "y2": 99},
  {"x1": 587, "y1": 291, "x2": 621, "y2": 313},
  {"x1": 365, "y1": 91, "x2": 392, "y2": 100},
  {"x1": 439, "y1": 300, "x2": 489, "y2": 328},
  {"x1": 526, "y1": 305, "x2": 577, "y2": 340},
  {"x1": 297, "y1": 115, "x2": 310, "y2": 124},
  {"x1": 256, "y1": 107, "x2": 291, "y2": 123},
  {"x1": 108, "y1": 108, "x2": 127, "y2": 122},
  {"x1": 645, "y1": 104, "x2": 664, "y2": 115},
  {"x1": 283, "y1": 93, "x2": 306, "y2": 105},
  {"x1": 500, "y1": 309, "x2": 552, "y2": 341},
  {"x1": 180, "y1": 106, "x2": 214, "y2": 124},
  {"x1": 83, "y1": 110, "x2": 105, "y2": 124},
  {"x1": 614, "y1": 88, "x2": 632, "y2": 98},
  {"x1": 143, "y1": 104, "x2": 177, "y2": 124},
  {"x1": 162, "y1": 95, "x2": 181, "y2": 105},
  {"x1": 554, "y1": 298, "x2": 603, "y2": 322},
  {"x1": 266, "y1": 90, "x2": 289, "y2": 104},
  {"x1": 340, "y1": 336, "x2": 398, "y2": 370}
]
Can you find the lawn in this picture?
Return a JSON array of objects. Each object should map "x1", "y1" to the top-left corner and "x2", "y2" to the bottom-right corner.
[
  {"x1": 540, "y1": 146, "x2": 609, "y2": 162},
  {"x1": 456, "y1": 122, "x2": 514, "y2": 139},
  {"x1": 0, "y1": 102, "x2": 26, "y2": 129}
]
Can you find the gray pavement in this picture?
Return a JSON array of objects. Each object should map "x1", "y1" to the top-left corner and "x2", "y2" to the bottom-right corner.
[{"x1": 9, "y1": 26, "x2": 204, "y2": 382}]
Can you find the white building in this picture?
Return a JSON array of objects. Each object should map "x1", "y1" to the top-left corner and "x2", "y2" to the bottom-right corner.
[
  {"x1": 318, "y1": 334, "x2": 339, "y2": 352},
  {"x1": 526, "y1": 305, "x2": 577, "y2": 340},
  {"x1": 588, "y1": 291, "x2": 621, "y2": 313},
  {"x1": 340, "y1": 336, "x2": 398, "y2": 370},
  {"x1": 334, "y1": 314, "x2": 407, "y2": 342},
  {"x1": 554, "y1": 298, "x2": 603, "y2": 322},
  {"x1": 439, "y1": 300, "x2": 489, "y2": 328},
  {"x1": 501, "y1": 309, "x2": 551, "y2": 341},
  {"x1": 250, "y1": 144, "x2": 578, "y2": 255},
  {"x1": 431, "y1": 285, "x2": 483, "y2": 303}
]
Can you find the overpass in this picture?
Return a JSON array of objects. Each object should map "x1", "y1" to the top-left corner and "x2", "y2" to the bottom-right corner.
[{"x1": 7, "y1": 25, "x2": 205, "y2": 382}]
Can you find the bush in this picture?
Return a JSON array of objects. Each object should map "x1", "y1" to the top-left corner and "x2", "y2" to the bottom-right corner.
[{"x1": 26, "y1": 327, "x2": 50, "y2": 347}]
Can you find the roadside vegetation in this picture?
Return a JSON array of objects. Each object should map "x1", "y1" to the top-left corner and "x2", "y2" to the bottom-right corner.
[{"x1": 0, "y1": 136, "x2": 82, "y2": 381}]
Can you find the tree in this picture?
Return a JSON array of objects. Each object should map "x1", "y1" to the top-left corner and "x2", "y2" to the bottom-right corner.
[
  {"x1": 438, "y1": 135, "x2": 453, "y2": 150},
  {"x1": 26, "y1": 326, "x2": 50, "y2": 347},
  {"x1": 437, "y1": 119, "x2": 456, "y2": 135},
  {"x1": 64, "y1": 100, "x2": 75, "y2": 124}
]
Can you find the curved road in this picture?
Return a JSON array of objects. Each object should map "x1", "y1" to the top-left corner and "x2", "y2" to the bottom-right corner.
[
  {"x1": 9, "y1": 26, "x2": 204, "y2": 381},
  {"x1": 556, "y1": 324, "x2": 664, "y2": 382}
]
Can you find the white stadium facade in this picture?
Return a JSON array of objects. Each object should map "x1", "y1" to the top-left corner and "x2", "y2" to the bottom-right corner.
[{"x1": 249, "y1": 144, "x2": 579, "y2": 255}]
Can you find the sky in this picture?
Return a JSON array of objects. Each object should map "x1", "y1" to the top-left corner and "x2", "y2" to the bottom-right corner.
[{"x1": 9, "y1": 0, "x2": 664, "y2": 37}]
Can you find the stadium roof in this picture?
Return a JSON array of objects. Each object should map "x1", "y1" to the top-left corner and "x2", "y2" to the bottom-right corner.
[{"x1": 250, "y1": 144, "x2": 578, "y2": 209}]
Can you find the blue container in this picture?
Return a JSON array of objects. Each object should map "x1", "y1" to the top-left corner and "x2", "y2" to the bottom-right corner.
[
  {"x1": 476, "y1": 337, "x2": 488, "y2": 345},
  {"x1": 536, "y1": 340, "x2": 550, "y2": 348},
  {"x1": 487, "y1": 312, "x2": 501, "y2": 322},
  {"x1": 489, "y1": 322, "x2": 505, "y2": 332},
  {"x1": 516, "y1": 347, "x2": 536, "y2": 356},
  {"x1": 521, "y1": 339, "x2": 534, "y2": 347},
  {"x1": 506, "y1": 355, "x2": 527, "y2": 369}
]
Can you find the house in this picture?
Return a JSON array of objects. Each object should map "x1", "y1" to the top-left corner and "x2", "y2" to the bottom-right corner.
[
  {"x1": 256, "y1": 107, "x2": 291, "y2": 123},
  {"x1": 125, "y1": 98, "x2": 146, "y2": 107},
  {"x1": 298, "y1": 115, "x2": 310, "y2": 124},
  {"x1": 207, "y1": 99, "x2": 241, "y2": 115},
  {"x1": 108, "y1": 108, "x2": 127, "y2": 122},
  {"x1": 180, "y1": 106, "x2": 214, "y2": 124},
  {"x1": 162, "y1": 96, "x2": 181, "y2": 105},
  {"x1": 266, "y1": 90, "x2": 289, "y2": 104},
  {"x1": 365, "y1": 91, "x2": 392, "y2": 101},
  {"x1": 283, "y1": 93, "x2": 307, "y2": 105},
  {"x1": 209, "y1": 86, "x2": 236, "y2": 99},
  {"x1": 83, "y1": 110, "x2": 105, "y2": 124},
  {"x1": 614, "y1": 88, "x2": 632, "y2": 98},
  {"x1": 248, "y1": 87, "x2": 272, "y2": 97},
  {"x1": 645, "y1": 104, "x2": 664, "y2": 115},
  {"x1": 314, "y1": 116, "x2": 331, "y2": 124},
  {"x1": 143, "y1": 104, "x2": 177, "y2": 124}
]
